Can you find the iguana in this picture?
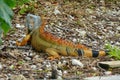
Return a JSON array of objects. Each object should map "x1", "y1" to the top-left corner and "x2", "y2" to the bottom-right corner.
[{"x1": 16, "y1": 16, "x2": 107, "y2": 60}]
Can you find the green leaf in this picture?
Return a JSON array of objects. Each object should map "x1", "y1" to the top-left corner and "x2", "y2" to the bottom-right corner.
[
  {"x1": 0, "y1": 0, "x2": 14, "y2": 26},
  {"x1": 0, "y1": 39, "x2": 2, "y2": 45},
  {"x1": 0, "y1": 18, "x2": 11, "y2": 34},
  {"x1": 3, "y1": 0, "x2": 16, "y2": 8},
  {"x1": 105, "y1": 43, "x2": 120, "y2": 60},
  {"x1": 16, "y1": 0, "x2": 31, "y2": 6},
  {"x1": 0, "y1": 0, "x2": 14, "y2": 45},
  {"x1": 0, "y1": 28, "x2": 3, "y2": 45},
  {"x1": 19, "y1": 8, "x2": 27, "y2": 14}
]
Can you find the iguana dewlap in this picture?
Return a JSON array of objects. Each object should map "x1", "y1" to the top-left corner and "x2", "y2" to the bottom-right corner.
[{"x1": 16, "y1": 16, "x2": 107, "y2": 60}]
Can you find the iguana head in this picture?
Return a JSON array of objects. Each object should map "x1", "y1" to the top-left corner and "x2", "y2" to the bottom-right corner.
[{"x1": 25, "y1": 14, "x2": 41, "y2": 34}]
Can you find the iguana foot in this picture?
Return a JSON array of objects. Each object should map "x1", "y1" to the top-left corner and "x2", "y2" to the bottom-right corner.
[
  {"x1": 46, "y1": 48, "x2": 60, "y2": 60},
  {"x1": 16, "y1": 34, "x2": 31, "y2": 46},
  {"x1": 48, "y1": 56, "x2": 60, "y2": 60}
]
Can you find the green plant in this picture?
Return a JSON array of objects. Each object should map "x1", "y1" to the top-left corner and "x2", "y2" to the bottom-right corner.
[
  {"x1": 14, "y1": 0, "x2": 35, "y2": 14},
  {"x1": 105, "y1": 43, "x2": 120, "y2": 60},
  {"x1": 16, "y1": 0, "x2": 31, "y2": 6},
  {"x1": 19, "y1": 4, "x2": 35, "y2": 14},
  {"x1": 4, "y1": 0, "x2": 16, "y2": 8},
  {"x1": 0, "y1": 0, "x2": 15, "y2": 44}
]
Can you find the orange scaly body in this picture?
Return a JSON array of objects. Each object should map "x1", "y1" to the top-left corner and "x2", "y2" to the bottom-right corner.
[{"x1": 39, "y1": 21, "x2": 89, "y2": 50}]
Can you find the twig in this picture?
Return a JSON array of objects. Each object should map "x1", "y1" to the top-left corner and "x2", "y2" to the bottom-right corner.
[
  {"x1": 4, "y1": 45, "x2": 31, "y2": 50},
  {"x1": 0, "y1": 51, "x2": 17, "y2": 59},
  {"x1": 55, "y1": 25, "x2": 74, "y2": 32},
  {"x1": 86, "y1": 33, "x2": 96, "y2": 41}
]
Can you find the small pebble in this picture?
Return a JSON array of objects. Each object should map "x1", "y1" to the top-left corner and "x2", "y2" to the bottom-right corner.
[
  {"x1": 71, "y1": 59, "x2": 84, "y2": 68},
  {"x1": 72, "y1": 38, "x2": 77, "y2": 43},
  {"x1": 57, "y1": 70, "x2": 62, "y2": 76},
  {"x1": 25, "y1": 57, "x2": 31, "y2": 61},
  {"x1": 63, "y1": 71, "x2": 68, "y2": 74},
  {"x1": 31, "y1": 65, "x2": 37, "y2": 69},
  {"x1": 116, "y1": 26, "x2": 120, "y2": 30},
  {"x1": 63, "y1": 60, "x2": 67, "y2": 65},
  {"x1": 104, "y1": 71, "x2": 112, "y2": 75},
  {"x1": 57, "y1": 76, "x2": 63, "y2": 80},
  {"x1": 53, "y1": 8, "x2": 61, "y2": 15},
  {"x1": 78, "y1": 30, "x2": 86, "y2": 37},
  {"x1": 16, "y1": 24, "x2": 25, "y2": 29},
  {"x1": 0, "y1": 63, "x2": 3, "y2": 70},
  {"x1": 9, "y1": 65, "x2": 14, "y2": 69},
  {"x1": 92, "y1": 67, "x2": 97, "y2": 71}
]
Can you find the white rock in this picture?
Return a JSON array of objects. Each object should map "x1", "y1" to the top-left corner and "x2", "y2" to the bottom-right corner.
[
  {"x1": 63, "y1": 71, "x2": 67, "y2": 74},
  {"x1": 92, "y1": 67, "x2": 97, "y2": 71},
  {"x1": 69, "y1": 15, "x2": 74, "y2": 21},
  {"x1": 0, "y1": 63, "x2": 3, "y2": 70},
  {"x1": 63, "y1": 60, "x2": 67, "y2": 65},
  {"x1": 16, "y1": 24, "x2": 21, "y2": 28},
  {"x1": 98, "y1": 35, "x2": 103, "y2": 39},
  {"x1": 21, "y1": 25, "x2": 25, "y2": 28},
  {"x1": 29, "y1": 52, "x2": 34, "y2": 56},
  {"x1": 39, "y1": 68, "x2": 43, "y2": 71},
  {"x1": 31, "y1": 65, "x2": 37, "y2": 69},
  {"x1": 71, "y1": 59, "x2": 84, "y2": 68},
  {"x1": 72, "y1": 38, "x2": 77, "y2": 43},
  {"x1": 21, "y1": 34, "x2": 26, "y2": 37},
  {"x1": 58, "y1": 22, "x2": 62, "y2": 26},
  {"x1": 57, "y1": 76, "x2": 63, "y2": 80},
  {"x1": 34, "y1": 55, "x2": 39, "y2": 58},
  {"x1": 116, "y1": 26, "x2": 120, "y2": 30},
  {"x1": 104, "y1": 71, "x2": 112, "y2": 75},
  {"x1": 25, "y1": 57, "x2": 31, "y2": 61},
  {"x1": 78, "y1": 30, "x2": 86, "y2": 37},
  {"x1": 115, "y1": 42, "x2": 120, "y2": 45},
  {"x1": 58, "y1": 61, "x2": 62, "y2": 67},
  {"x1": 80, "y1": 40, "x2": 84, "y2": 43},
  {"x1": 57, "y1": 70, "x2": 62, "y2": 76},
  {"x1": 46, "y1": 62, "x2": 51, "y2": 68},
  {"x1": 16, "y1": 24, "x2": 25, "y2": 29},
  {"x1": 53, "y1": 7, "x2": 61, "y2": 15},
  {"x1": 58, "y1": 61, "x2": 62, "y2": 65}
]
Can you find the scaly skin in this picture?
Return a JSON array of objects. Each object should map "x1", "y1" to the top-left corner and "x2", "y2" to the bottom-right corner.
[
  {"x1": 16, "y1": 18, "x2": 107, "y2": 60},
  {"x1": 39, "y1": 20, "x2": 89, "y2": 50}
]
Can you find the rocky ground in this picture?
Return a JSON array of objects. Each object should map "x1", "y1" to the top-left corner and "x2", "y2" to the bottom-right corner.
[{"x1": 0, "y1": 0, "x2": 120, "y2": 80}]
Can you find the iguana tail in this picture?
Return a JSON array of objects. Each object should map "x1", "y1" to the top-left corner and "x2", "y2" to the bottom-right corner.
[
  {"x1": 44, "y1": 44, "x2": 108, "y2": 59},
  {"x1": 75, "y1": 49, "x2": 108, "y2": 57},
  {"x1": 54, "y1": 45, "x2": 108, "y2": 57}
]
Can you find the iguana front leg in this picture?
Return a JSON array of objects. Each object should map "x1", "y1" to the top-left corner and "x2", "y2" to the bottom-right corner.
[
  {"x1": 45, "y1": 48, "x2": 60, "y2": 60},
  {"x1": 16, "y1": 34, "x2": 31, "y2": 46}
]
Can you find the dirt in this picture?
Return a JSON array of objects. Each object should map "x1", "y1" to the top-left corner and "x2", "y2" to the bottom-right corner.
[{"x1": 0, "y1": 0, "x2": 120, "y2": 80}]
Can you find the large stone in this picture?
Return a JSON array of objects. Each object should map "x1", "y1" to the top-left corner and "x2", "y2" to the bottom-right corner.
[{"x1": 84, "y1": 75, "x2": 120, "y2": 80}]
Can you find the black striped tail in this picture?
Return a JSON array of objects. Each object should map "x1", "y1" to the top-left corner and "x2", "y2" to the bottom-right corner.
[{"x1": 76, "y1": 49, "x2": 107, "y2": 57}]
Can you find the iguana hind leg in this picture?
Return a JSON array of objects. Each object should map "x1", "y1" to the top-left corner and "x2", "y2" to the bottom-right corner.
[
  {"x1": 16, "y1": 34, "x2": 31, "y2": 46},
  {"x1": 45, "y1": 48, "x2": 60, "y2": 60}
]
